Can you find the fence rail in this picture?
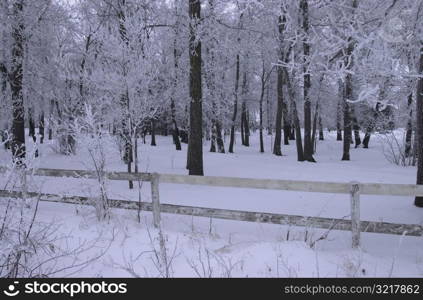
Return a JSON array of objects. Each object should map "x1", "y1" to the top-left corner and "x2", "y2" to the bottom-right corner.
[
  {"x1": 2, "y1": 166, "x2": 423, "y2": 196},
  {"x1": 1, "y1": 166, "x2": 423, "y2": 248}
]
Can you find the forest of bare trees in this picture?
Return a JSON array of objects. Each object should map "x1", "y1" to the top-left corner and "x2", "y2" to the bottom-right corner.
[{"x1": 0, "y1": 0, "x2": 422, "y2": 206}]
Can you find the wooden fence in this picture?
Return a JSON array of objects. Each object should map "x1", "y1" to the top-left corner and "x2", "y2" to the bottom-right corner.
[{"x1": 1, "y1": 166, "x2": 423, "y2": 248}]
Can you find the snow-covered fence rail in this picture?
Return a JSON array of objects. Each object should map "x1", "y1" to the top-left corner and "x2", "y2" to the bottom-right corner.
[
  {"x1": 2, "y1": 166, "x2": 423, "y2": 196},
  {"x1": 1, "y1": 167, "x2": 423, "y2": 248}
]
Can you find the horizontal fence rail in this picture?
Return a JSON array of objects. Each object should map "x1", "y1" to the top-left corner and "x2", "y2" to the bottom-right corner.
[
  {"x1": 1, "y1": 166, "x2": 423, "y2": 196},
  {"x1": 1, "y1": 189, "x2": 422, "y2": 237},
  {"x1": 1, "y1": 166, "x2": 423, "y2": 248}
]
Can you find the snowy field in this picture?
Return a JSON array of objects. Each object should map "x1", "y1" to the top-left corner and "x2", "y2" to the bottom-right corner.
[{"x1": 0, "y1": 130, "x2": 422, "y2": 277}]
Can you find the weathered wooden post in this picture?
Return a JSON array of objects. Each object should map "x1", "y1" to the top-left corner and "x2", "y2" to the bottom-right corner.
[
  {"x1": 350, "y1": 181, "x2": 361, "y2": 248},
  {"x1": 150, "y1": 173, "x2": 161, "y2": 228}
]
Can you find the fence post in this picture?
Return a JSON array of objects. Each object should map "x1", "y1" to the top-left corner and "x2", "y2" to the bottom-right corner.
[
  {"x1": 150, "y1": 173, "x2": 161, "y2": 228},
  {"x1": 350, "y1": 181, "x2": 361, "y2": 248}
]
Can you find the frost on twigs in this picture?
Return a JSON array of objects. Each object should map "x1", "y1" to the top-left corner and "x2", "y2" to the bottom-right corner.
[
  {"x1": 0, "y1": 163, "x2": 111, "y2": 278},
  {"x1": 379, "y1": 131, "x2": 415, "y2": 166},
  {"x1": 73, "y1": 104, "x2": 112, "y2": 222}
]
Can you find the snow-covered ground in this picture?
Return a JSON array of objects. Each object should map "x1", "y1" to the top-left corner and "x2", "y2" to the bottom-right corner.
[{"x1": 1, "y1": 130, "x2": 422, "y2": 277}]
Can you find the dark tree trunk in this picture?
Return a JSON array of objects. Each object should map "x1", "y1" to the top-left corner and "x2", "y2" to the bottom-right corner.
[
  {"x1": 28, "y1": 107, "x2": 38, "y2": 157},
  {"x1": 342, "y1": 75, "x2": 352, "y2": 161},
  {"x1": 143, "y1": 127, "x2": 147, "y2": 144},
  {"x1": 301, "y1": 0, "x2": 315, "y2": 162},
  {"x1": 162, "y1": 121, "x2": 168, "y2": 136},
  {"x1": 39, "y1": 112, "x2": 45, "y2": 144},
  {"x1": 259, "y1": 107, "x2": 264, "y2": 153},
  {"x1": 415, "y1": 45, "x2": 423, "y2": 207},
  {"x1": 134, "y1": 133, "x2": 139, "y2": 174},
  {"x1": 171, "y1": 24, "x2": 182, "y2": 151},
  {"x1": 241, "y1": 105, "x2": 249, "y2": 147},
  {"x1": 337, "y1": 82, "x2": 344, "y2": 142},
  {"x1": 245, "y1": 110, "x2": 250, "y2": 146},
  {"x1": 266, "y1": 83, "x2": 272, "y2": 135},
  {"x1": 318, "y1": 115, "x2": 324, "y2": 141},
  {"x1": 336, "y1": 96, "x2": 343, "y2": 140},
  {"x1": 283, "y1": 123, "x2": 290, "y2": 145},
  {"x1": 118, "y1": 0, "x2": 133, "y2": 189},
  {"x1": 311, "y1": 102, "x2": 318, "y2": 154},
  {"x1": 293, "y1": 108, "x2": 304, "y2": 162},
  {"x1": 0, "y1": 59, "x2": 9, "y2": 149},
  {"x1": 351, "y1": 106, "x2": 361, "y2": 148},
  {"x1": 405, "y1": 93, "x2": 413, "y2": 157},
  {"x1": 28, "y1": 108, "x2": 35, "y2": 140},
  {"x1": 284, "y1": 69, "x2": 304, "y2": 161},
  {"x1": 180, "y1": 128, "x2": 188, "y2": 144},
  {"x1": 289, "y1": 126, "x2": 295, "y2": 140},
  {"x1": 215, "y1": 120, "x2": 225, "y2": 153},
  {"x1": 240, "y1": 108, "x2": 245, "y2": 146},
  {"x1": 282, "y1": 70, "x2": 290, "y2": 145},
  {"x1": 341, "y1": 0, "x2": 357, "y2": 160},
  {"x1": 240, "y1": 71, "x2": 249, "y2": 147},
  {"x1": 48, "y1": 99, "x2": 53, "y2": 140},
  {"x1": 210, "y1": 120, "x2": 216, "y2": 153},
  {"x1": 229, "y1": 52, "x2": 240, "y2": 153},
  {"x1": 273, "y1": 13, "x2": 286, "y2": 156},
  {"x1": 127, "y1": 147, "x2": 133, "y2": 190},
  {"x1": 10, "y1": 0, "x2": 25, "y2": 164},
  {"x1": 151, "y1": 118, "x2": 156, "y2": 146},
  {"x1": 171, "y1": 99, "x2": 182, "y2": 150},
  {"x1": 187, "y1": 0, "x2": 203, "y2": 176},
  {"x1": 259, "y1": 63, "x2": 265, "y2": 153},
  {"x1": 363, "y1": 108, "x2": 378, "y2": 149},
  {"x1": 362, "y1": 132, "x2": 370, "y2": 148},
  {"x1": 273, "y1": 65, "x2": 283, "y2": 156}
]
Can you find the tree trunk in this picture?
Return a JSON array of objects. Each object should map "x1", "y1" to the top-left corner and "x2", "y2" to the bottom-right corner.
[
  {"x1": 28, "y1": 108, "x2": 35, "y2": 140},
  {"x1": 118, "y1": 0, "x2": 133, "y2": 189},
  {"x1": 134, "y1": 133, "x2": 139, "y2": 174},
  {"x1": 266, "y1": 83, "x2": 272, "y2": 135},
  {"x1": 39, "y1": 112, "x2": 45, "y2": 144},
  {"x1": 10, "y1": 0, "x2": 25, "y2": 164},
  {"x1": 405, "y1": 93, "x2": 413, "y2": 157},
  {"x1": 187, "y1": 0, "x2": 203, "y2": 176},
  {"x1": 284, "y1": 68, "x2": 304, "y2": 161},
  {"x1": 241, "y1": 105, "x2": 249, "y2": 146},
  {"x1": 351, "y1": 106, "x2": 361, "y2": 148},
  {"x1": 318, "y1": 115, "x2": 324, "y2": 141},
  {"x1": 171, "y1": 99, "x2": 181, "y2": 150},
  {"x1": 336, "y1": 81, "x2": 343, "y2": 141},
  {"x1": 342, "y1": 75, "x2": 352, "y2": 161},
  {"x1": 240, "y1": 105, "x2": 245, "y2": 146},
  {"x1": 170, "y1": 32, "x2": 182, "y2": 151},
  {"x1": 48, "y1": 99, "x2": 53, "y2": 140},
  {"x1": 341, "y1": 0, "x2": 357, "y2": 160},
  {"x1": 273, "y1": 12, "x2": 286, "y2": 156},
  {"x1": 282, "y1": 73, "x2": 290, "y2": 145},
  {"x1": 28, "y1": 107, "x2": 38, "y2": 157},
  {"x1": 240, "y1": 72, "x2": 249, "y2": 147},
  {"x1": 151, "y1": 118, "x2": 156, "y2": 146},
  {"x1": 283, "y1": 122, "x2": 290, "y2": 145},
  {"x1": 259, "y1": 63, "x2": 265, "y2": 153},
  {"x1": 273, "y1": 65, "x2": 283, "y2": 156},
  {"x1": 363, "y1": 108, "x2": 378, "y2": 148},
  {"x1": 301, "y1": 0, "x2": 315, "y2": 162},
  {"x1": 215, "y1": 120, "x2": 224, "y2": 153},
  {"x1": 290, "y1": 127, "x2": 295, "y2": 140},
  {"x1": 0, "y1": 58, "x2": 8, "y2": 149},
  {"x1": 311, "y1": 102, "x2": 318, "y2": 154},
  {"x1": 229, "y1": 53, "x2": 240, "y2": 153},
  {"x1": 210, "y1": 119, "x2": 216, "y2": 152},
  {"x1": 415, "y1": 45, "x2": 423, "y2": 207}
]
